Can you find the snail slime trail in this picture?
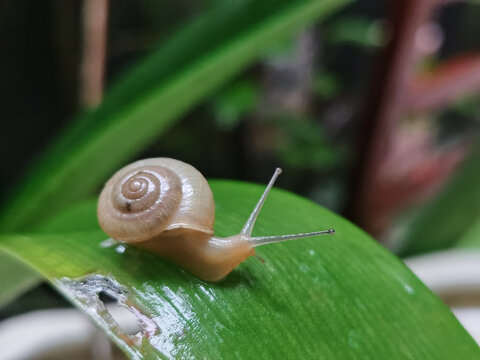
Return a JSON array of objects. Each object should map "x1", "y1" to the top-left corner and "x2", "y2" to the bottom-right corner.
[{"x1": 98, "y1": 158, "x2": 334, "y2": 281}]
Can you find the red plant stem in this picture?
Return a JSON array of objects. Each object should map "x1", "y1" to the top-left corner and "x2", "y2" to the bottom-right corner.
[{"x1": 346, "y1": 0, "x2": 435, "y2": 235}]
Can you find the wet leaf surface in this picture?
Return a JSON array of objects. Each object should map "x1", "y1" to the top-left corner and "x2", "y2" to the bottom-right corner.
[{"x1": 1, "y1": 181, "x2": 478, "y2": 359}]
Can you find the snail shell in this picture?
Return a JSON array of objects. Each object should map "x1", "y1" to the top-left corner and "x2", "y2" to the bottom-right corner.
[{"x1": 97, "y1": 158, "x2": 215, "y2": 243}]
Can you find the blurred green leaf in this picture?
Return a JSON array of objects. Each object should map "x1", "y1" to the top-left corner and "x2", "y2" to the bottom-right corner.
[
  {"x1": 400, "y1": 140, "x2": 480, "y2": 255},
  {"x1": 456, "y1": 217, "x2": 480, "y2": 248},
  {"x1": 0, "y1": 181, "x2": 477, "y2": 359},
  {"x1": 0, "y1": 0, "x2": 348, "y2": 232},
  {"x1": 451, "y1": 95, "x2": 480, "y2": 119},
  {"x1": 275, "y1": 117, "x2": 337, "y2": 169},
  {"x1": 313, "y1": 71, "x2": 341, "y2": 99},
  {"x1": 212, "y1": 80, "x2": 259, "y2": 129},
  {"x1": 325, "y1": 16, "x2": 383, "y2": 47},
  {"x1": 259, "y1": 35, "x2": 298, "y2": 62},
  {"x1": 36, "y1": 198, "x2": 100, "y2": 233}
]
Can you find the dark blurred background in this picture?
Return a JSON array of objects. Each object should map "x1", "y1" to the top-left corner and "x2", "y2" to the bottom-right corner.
[{"x1": 1, "y1": 0, "x2": 479, "y2": 242}]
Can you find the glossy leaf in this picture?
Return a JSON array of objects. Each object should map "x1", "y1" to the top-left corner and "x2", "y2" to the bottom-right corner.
[
  {"x1": 400, "y1": 140, "x2": 480, "y2": 256},
  {"x1": 0, "y1": 0, "x2": 348, "y2": 232},
  {"x1": 0, "y1": 181, "x2": 477, "y2": 359}
]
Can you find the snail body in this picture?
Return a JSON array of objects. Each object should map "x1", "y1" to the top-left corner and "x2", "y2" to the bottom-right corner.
[{"x1": 98, "y1": 158, "x2": 333, "y2": 282}]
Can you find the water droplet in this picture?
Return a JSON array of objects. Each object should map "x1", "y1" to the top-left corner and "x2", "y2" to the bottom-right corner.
[{"x1": 115, "y1": 245, "x2": 126, "y2": 254}]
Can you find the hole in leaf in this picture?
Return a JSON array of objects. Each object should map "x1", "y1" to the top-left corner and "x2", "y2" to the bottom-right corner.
[
  {"x1": 98, "y1": 290, "x2": 142, "y2": 336},
  {"x1": 56, "y1": 275, "x2": 155, "y2": 342}
]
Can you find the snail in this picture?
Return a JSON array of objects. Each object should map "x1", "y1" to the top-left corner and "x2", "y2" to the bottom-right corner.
[{"x1": 97, "y1": 158, "x2": 334, "y2": 282}]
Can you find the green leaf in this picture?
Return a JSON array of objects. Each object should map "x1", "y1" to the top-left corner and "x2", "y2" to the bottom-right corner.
[
  {"x1": 0, "y1": 199, "x2": 100, "y2": 308},
  {"x1": 274, "y1": 116, "x2": 337, "y2": 169},
  {"x1": 0, "y1": 0, "x2": 348, "y2": 232},
  {"x1": 456, "y1": 217, "x2": 480, "y2": 249},
  {"x1": 0, "y1": 252, "x2": 40, "y2": 308},
  {"x1": 36, "y1": 198, "x2": 100, "y2": 233},
  {"x1": 0, "y1": 198, "x2": 105, "y2": 308},
  {"x1": 212, "y1": 80, "x2": 260, "y2": 129},
  {"x1": 0, "y1": 181, "x2": 477, "y2": 359},
  {"x1": 325, "y1": 16, "x2": 383, "y2": 47},
  {"x1": 400, "y1": 140, "x2": 480, "y2": 256},
  {"x1": 313, "y1": 71, "x2": 342, "y2": 99}
]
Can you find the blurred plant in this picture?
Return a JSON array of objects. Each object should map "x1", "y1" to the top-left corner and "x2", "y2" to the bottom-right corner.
[
  {"x1": 398, "y1": 140, "x2": 480, "y2": 255},
  {"x1": 273, "y1": 116, "x2": 338, "y2": 170},
  {"x1": 325, "y1": 15, "x2": 384, "y2": 48},
  {"x1": 212, "y1": 79, "x2": 259, "y2": 130},
  {"x1": 347, "y1": 0, "x2": 480, "y2": 245},
  {"x1": 312, "y1": 71, "x2": 342, "y2": 100}
]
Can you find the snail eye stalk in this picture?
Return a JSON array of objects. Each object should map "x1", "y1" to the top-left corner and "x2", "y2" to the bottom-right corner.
[
  {"x1": 241, "y1": 167, "x2": 335, "y2": 246},
  {"x1": 241, "y1": 168, "x2": 282, "y2": 236}
]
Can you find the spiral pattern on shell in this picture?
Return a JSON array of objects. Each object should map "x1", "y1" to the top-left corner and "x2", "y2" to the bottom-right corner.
[{"x1": 98, "y1": 164, "x2": 183, "y2": 243}]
